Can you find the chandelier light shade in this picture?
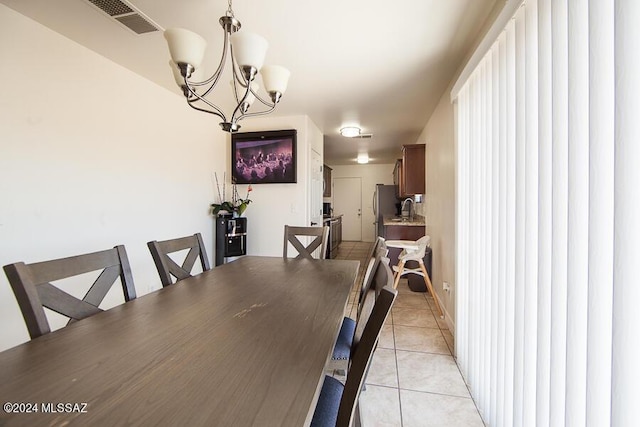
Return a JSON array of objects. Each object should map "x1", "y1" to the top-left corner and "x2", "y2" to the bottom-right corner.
[
  {"x1": 230, "y1": 32, "x2": 268, "y2": 70},
  {"x1": 164, "y1": 0, "x2": 290, "y2": 133},
  {"x1": 164, "y1": 29, "x2": 207, "y2": 67},
  {"x1": 169, "y1": 60, "x2": 183, "y2": 86},
  {"x1": 261, "y1": 66, "x2": 291, "y2": 98}
]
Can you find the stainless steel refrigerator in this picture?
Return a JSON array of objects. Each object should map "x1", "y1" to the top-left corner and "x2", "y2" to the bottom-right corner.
[{"x1": 373, "y1": 184, "x2": 398, "y2": 238}]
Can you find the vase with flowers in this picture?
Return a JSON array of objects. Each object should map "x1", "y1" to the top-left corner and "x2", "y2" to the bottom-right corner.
[{"x1": 211, "y1": 172, "x2": 253, "y2": 217}]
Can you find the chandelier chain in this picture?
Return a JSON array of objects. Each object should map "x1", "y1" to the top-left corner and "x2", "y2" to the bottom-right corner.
[{"x1": 226, "y1": 0, "x2": 234, "y2": 17}]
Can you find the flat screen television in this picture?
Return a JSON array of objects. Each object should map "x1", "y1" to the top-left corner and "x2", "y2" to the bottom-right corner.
[{"x1": 231, "y1": 129, "x2": 297, "y2": 184}]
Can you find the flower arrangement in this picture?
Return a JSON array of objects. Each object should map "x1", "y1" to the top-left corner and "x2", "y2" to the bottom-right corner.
[{"x1": 211, "y1": 172, "x2": 253, "y2": 216}]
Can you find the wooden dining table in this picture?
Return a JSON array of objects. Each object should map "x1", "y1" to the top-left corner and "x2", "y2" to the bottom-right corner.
[{"x1": 0, "y1": 256, "x2": 359, "y2": 426}]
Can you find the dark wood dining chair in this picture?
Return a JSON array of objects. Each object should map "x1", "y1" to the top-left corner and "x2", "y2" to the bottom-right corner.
[
  {"x1": 283, "y1": 225, "x2": 330, "y2": 260},
  {"x1": 357, "y1": 237, "x2": 388, "y2": 304},
  {"x1": 147, "y1": 233, "x2": 210, "y2": 287},
  {"x1": 328, "y1": 251, "x2": 392, "y2": 374},
  {"x1": 311, "y1": 285, "x2": 398, "y2": 427},
  {"x1": 327, "y1": 238, "x2": 387, "y2": 373},
  {"x1": 3, "y1": 245, "x2": 137, "y2": 340}
]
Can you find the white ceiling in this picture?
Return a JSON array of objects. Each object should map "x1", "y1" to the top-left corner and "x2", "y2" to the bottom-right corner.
[{"x1": 1, "y1": 0, "x2": 497, "y2": 164}]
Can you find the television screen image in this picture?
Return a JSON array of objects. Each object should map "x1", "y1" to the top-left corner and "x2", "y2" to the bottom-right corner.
[{"x1": 231, "y1": 129, "x2": 297, "y2": 184}]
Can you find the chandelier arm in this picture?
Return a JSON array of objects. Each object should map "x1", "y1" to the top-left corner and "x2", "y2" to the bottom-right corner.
[
  {"x1": 188, "y1": 97, "x2": 227, "y2": 121},
  {"x1": 230, "y1": 52, "x2": 261, "y2": 106},
  {"x1": 182, "y1": 34, "x2": 227, "y2": 89},
  {"x1": 230, "y1": 65, "x2": 275, "y2": 108},
  {"x1": 185, "y1": 83, "x2": 228, "y2": 121},
  {"x1": 231, "y1": 79, "x2": 240, "y2": 104},
  {"x1": 186, "y1": 99, "x2": 226, "y2": 121},
  {"x1": 250, "y1": 90, "x2": 276, "y2": 108},
  {"x1": 230, "y1": 52, "x2": 244, "y2": 104},
  {"x1": 195, "y1": 31, "x2": 232, "y2": 97},
  {"x1": 236, "y1": 103, "x2": 277, "y2": 122},
  {"x1": 229, "y1": 82, "x2": 254, "y2": 122}
]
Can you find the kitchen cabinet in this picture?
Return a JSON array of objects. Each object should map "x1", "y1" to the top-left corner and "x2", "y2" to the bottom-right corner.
[
  {"x1": 393, "y1": 159, "x2": 403, "y2": 199},
  {"x1": 323, "y1": 164, "x2": 332, "y2": 197},
  {"x1": 396, "y1": 144, "x2": 425, "y2": 197}
]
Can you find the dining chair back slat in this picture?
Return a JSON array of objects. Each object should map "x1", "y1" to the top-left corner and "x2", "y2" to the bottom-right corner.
[
  {"x1": 147, "y1": 233, "x2": 210, "y2": 287},
  {"x1": 3, "y1": 245, "x2": 136, "y2": 339},
  {"x1": 283, "y1": 225, "x2": 329, "y2": 260}
]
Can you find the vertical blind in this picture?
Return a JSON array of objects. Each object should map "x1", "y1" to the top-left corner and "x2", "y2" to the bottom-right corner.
[{"x1": 452, "y1": 0, "x2": 639, "y2": 425}]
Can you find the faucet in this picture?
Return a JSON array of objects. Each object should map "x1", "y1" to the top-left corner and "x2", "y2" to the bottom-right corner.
[{"x1": 401, "y1": 198, "x2": 414, "y2": 220}]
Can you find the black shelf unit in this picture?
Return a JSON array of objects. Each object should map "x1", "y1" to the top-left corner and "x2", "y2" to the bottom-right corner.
[{"x1": 215, "y1": 216, "x2": 247, "y2": 266}]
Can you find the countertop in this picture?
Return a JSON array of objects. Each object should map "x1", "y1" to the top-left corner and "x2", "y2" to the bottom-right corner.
[
  {"x1": 383, "y1": 214, "x2": 426, "y2": 226},
  {"x1": 323, "y1": 214, "x2": 343, "y2": 223}
]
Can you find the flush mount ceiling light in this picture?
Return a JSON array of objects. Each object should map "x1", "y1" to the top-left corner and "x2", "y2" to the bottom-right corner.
[
  {"x1": 164, "y1": 0, "x2": 290, "y2": 133},
  {"x1": 357, "y1": 153, "x2": 370, "y2": 164},
  {"x1": 340, "y1": 126, "x2": 362, "y2": 138}
]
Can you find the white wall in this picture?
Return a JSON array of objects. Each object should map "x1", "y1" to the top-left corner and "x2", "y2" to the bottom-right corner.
[
  {"x1": 328, "y1": 164, "x2": 395, "y2": 242},
  {"x1": 0, "y1": 6, "x2": 226, "y2": 351},
  {"x1": 417, "y1": 90, "x2": 456, "y2": 330},
  {"x1": 236, "y1": 115, "x2": 323, "y2": 256}
]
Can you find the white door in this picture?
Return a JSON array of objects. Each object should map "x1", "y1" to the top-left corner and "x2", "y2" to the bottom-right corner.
[
  {"x1": 309, "y1": 149, "x2": 323, "y2": 227},
  {"x1": 333, "y1": 177, "x2": 362, "y2": 241}
]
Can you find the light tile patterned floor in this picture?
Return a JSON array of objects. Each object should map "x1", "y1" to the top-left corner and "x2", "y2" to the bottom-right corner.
[{"x1": 335, "y1": 241, "x2": 485, "y2": 427}]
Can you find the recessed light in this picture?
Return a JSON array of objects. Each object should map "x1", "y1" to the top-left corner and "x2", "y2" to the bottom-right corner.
[{"x1": 357, "y1": 153, "x2": 369, "y2": 164}]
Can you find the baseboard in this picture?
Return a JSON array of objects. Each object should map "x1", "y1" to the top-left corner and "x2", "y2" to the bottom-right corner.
[{"x1": 434, "y1": 291, "x2": 455, "y2": 334}]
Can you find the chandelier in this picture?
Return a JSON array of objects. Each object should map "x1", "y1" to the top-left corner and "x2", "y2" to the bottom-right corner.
[{"x1": 164, "y1": 0, "x2": 290, "y2": 132}]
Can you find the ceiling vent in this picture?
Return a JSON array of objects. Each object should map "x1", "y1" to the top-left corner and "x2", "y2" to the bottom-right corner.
[
  {"x1": 352, "y1": 134, "x2": 373, "y2": 139},
  {"x1": 86, "y1": 0, "x2": 161, "y2": 34}
]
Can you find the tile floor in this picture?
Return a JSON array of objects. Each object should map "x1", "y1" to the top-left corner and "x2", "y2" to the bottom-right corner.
[{"x1": 334, "y1": 241, "x2": 485, "y2": 427}]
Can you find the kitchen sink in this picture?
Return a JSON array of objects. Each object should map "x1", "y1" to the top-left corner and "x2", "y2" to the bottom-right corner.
[{"x1": 391, "y1": 217, "x2": 411, "y2": 222}]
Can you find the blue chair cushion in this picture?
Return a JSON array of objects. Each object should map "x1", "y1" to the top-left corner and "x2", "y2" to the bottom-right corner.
[
  {"x1": 332, "y1": 317, "x2": 356, "y2": 360},
  {"x1": 311, "y1": 375, "x2": 345, "y2": 427}
]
